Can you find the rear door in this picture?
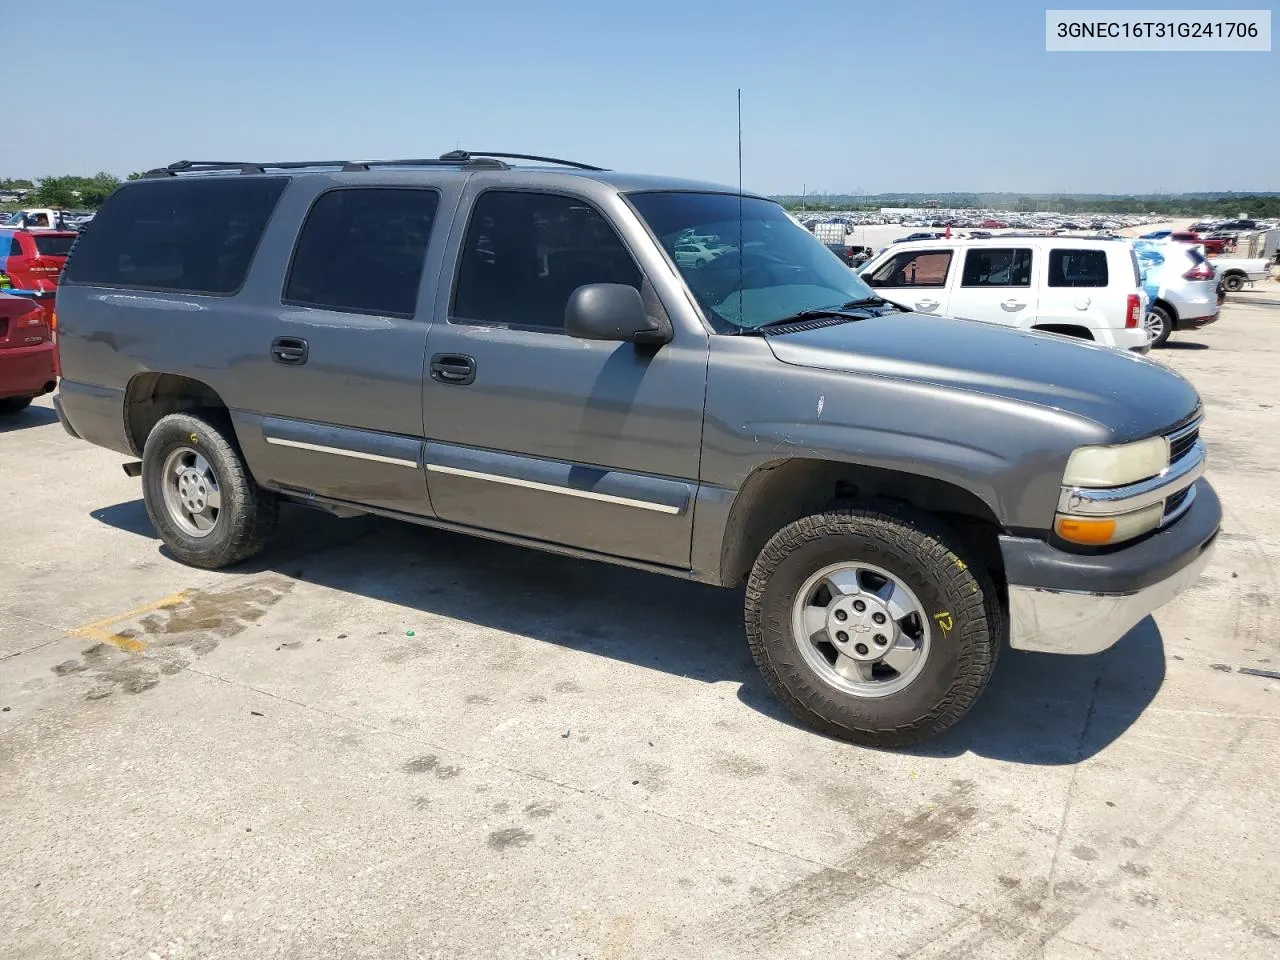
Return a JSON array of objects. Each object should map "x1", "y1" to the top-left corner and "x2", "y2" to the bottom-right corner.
[
  {"x1": 861, "y1": 246, "x2": 956, "y2": 314},
  {"x1": 235, "y1": 182, "x2": 458, "y2": 516},
  {"x1": 945, "y1": 246, "x2": 1036, "y2": 330},
  {"x1": 1037, "y1": 246, "x2": 1115, "y2": 333}
]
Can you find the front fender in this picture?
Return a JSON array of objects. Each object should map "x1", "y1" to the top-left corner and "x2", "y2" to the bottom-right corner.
[{"x1": 689, "y1": 337, "x2": 1106, "y2": 581}]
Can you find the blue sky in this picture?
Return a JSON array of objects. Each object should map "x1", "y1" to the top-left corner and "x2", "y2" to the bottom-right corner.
[{"x1": 9, "y1": 0, "x2": 1276, "y2": 194}]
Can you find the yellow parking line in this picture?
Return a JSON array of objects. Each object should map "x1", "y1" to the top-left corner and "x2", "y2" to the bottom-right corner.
[{"x1": 67, "y1": 592, "x2": 189, "y2": 653}]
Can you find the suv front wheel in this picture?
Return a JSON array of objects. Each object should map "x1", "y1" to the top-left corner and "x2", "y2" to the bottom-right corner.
[
  {"x1": 745, "y1": 504, "x2": 999, "y2": 747},
  {"x1": 141, "y1": 412, "x2": 278, "y2": 569}
]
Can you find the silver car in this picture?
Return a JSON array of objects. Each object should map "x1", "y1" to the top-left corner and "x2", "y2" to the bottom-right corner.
[{"x1": 1134, "y1": 240, "x2": 1220, "y2": 347}]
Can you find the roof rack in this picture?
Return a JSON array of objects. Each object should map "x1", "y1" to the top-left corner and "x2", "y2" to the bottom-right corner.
[
  {"x1": 141, "y1": 150, "x2": 606, "y2": 179},
  {"x1": 438, "y1": 150, "x2": 606, "y2": 171}
]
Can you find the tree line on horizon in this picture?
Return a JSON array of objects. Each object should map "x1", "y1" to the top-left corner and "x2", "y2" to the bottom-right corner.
[
  {"x1": 776, "y1": 191, "x2": 1280, "y2": 218},
  {"x1": 4, "y1": 175, "x2": 1278, "y2": 219}
]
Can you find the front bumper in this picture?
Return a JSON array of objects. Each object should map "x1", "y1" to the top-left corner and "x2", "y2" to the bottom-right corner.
[{"x1": 1000, "y1": 479, "x2": 1221, "y2": 655}]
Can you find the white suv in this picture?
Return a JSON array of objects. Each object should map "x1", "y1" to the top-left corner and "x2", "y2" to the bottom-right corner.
[{"x1": 858, "y1": 236, "x2": 1150, "y2": 352}]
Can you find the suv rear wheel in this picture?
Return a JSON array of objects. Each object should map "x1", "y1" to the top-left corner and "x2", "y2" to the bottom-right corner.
[
  {"x1": 1144, "y1": 305, "x2": 1173, "y2": 348},
  {"x1": 141, "y1": 412, "x2": 278, "y2": 568},
  {"x1": 745, "y1": 504, "x2": 999, "y2": 747}
]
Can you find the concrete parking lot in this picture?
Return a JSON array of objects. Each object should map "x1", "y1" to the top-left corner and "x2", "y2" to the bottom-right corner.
[{"x1": 2, "y1": 288, "x2": 1278, "y2": 960}]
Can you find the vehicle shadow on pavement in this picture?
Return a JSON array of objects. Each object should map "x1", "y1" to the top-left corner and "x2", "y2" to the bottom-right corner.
[
  {"x1": 896, "y1": 618, "x2": 1165, "y2": 764},
  {"x1": 1159, "y1": 342, "x2": 1210, "y2": 351},
  {"x1": 0, "y1": 404, "x2": 58, "y2": 433},
  {"x1": 93, "y1": 502, "x2": 1162, "y2": 765}
]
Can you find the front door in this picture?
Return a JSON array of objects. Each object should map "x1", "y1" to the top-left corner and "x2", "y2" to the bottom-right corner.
[
  {"x1": 945, "y1": 246, "x2": 1037, "y2": 330},
  {"x1": 420, "y1": 188, "x2": 707, "y2": 568},
  {"x1": 863, "y1": 246, "x2": 956, "y2": 314}
]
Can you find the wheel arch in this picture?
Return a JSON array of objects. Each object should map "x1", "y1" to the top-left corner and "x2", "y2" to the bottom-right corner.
[
  {"x1": 123, "y1": 372, "x2": 232, "y2": 456},
  {"x1": 717, "y1": 457, "x2": 1005, "y2": 589},
  {"x1": 1030, "y1": 323, "x2": 1095, "y2": 341}
]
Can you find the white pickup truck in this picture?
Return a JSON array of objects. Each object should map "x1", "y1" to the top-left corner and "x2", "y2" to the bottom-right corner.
[{"x1": 1212, "y1": 255, "x2": 1274, "y2": 292}]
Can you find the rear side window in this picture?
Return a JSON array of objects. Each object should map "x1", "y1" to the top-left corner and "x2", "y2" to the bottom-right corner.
[
  {"x1": 7, "y1": 236, "x2": 19, "y2": 257},
  {"x1": 284, "y1": 188, "x2": 439, "y2": 318},
  {"x1": 61, "y1": 178, "x2": 287, "y2": 294},
  {"x1": 33, "y1": 234, "x2": 75, "y2": 257},
  {"x1": 1048, "y1": 249, "x2": 1109, "y2": 288},
  {"x1": 866, "y1": 249, "x2": 952, "y2": 288},
  {"x1": 452, "y1": 191, "x2": 640, "y2": 331},
  {"x1": 960, "y1": 248, "x2": 1031, "y2": 287}
]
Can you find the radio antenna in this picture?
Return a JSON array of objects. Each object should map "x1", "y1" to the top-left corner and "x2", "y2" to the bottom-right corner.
[{"x1": 737, "y1": 88, "x2": 744, "y2": 328}]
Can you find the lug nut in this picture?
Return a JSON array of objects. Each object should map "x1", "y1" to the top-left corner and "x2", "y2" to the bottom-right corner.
[
  {"x1": 854, "y1": 643, "x2": 869, "y2": 656},
  {"x1": 836, "y1": 631, "x2": 849, "y2": 643},
  {"x1": 872, "y1": 612, "x2": 886, "y2": 625},
  {"x1": 874, "y1": 634, "x2": 887, "y2": 646},
  {"x1": 834, "y1": 609, "x2": 848, "y2": 621},
  {"x1": 853, "y1": 600, "x2": 866, "y2": 612}
]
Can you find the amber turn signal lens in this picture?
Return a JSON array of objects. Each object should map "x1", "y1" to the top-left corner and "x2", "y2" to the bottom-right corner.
[{"x1": 1055, "y1": 516, "x2": 1118, "y2": 545}]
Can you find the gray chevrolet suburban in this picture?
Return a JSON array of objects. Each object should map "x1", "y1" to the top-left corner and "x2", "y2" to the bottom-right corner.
[{"x1": 53, "y1": 153, "x2": 1221, "y2": 746}]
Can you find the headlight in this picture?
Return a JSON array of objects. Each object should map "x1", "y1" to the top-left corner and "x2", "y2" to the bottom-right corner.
[
  {"x1": 1062, "y1": 436, "x2": 1169, "y2": 488},
  {"x1": 1055, "y1": 502, "x2": 1165, "y2": 546}
]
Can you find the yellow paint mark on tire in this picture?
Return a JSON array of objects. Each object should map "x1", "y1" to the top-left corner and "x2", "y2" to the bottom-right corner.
[{"x1": 933, "y1": 611, "x2": 954, "y2": 632}]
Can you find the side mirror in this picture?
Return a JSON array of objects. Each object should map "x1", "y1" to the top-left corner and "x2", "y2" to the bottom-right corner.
[{"x1": 564, "y1": 283, "x2": 671, "y2": 346}]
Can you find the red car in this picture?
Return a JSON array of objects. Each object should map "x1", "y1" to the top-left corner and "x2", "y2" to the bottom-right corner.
[
  {"x1": 0, "y1": 228, "x2": 77, "y2": 295},
  {"x1": 979, "y1": 219, "x2": 1009, "y2": 229},
  {"x1": 0, "y1": 292, "x2": 58, "y2": 414},
  {"x1": 1170, "y1": 231, "x2": 1227, "y2": 255}
]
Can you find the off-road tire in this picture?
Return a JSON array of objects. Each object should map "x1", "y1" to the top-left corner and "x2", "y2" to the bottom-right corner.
[
  {"x1": 0, "y1": 396, "x2": 33, "y2": 415},
  {"x1": 141, "y1": 412, "x2": 278, "y2": 569},
  {"x1": 745, "y1": 503, "x2": 1000, "y2": 748}
]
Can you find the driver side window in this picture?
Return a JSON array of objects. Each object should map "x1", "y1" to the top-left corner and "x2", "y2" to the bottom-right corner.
[
  {"x1": 451, "y1": 191, "x2": 640, "y2": 332},
  {"x1": 866, "y1": 249, "x2": 953, "y2": 288}
]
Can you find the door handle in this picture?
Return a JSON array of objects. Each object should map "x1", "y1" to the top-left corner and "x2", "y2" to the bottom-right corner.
[
  {"x1": 915, "y1": 299, "x2": 939, "y2": 310},
  {"x1": 1001, "y1": 299, "x2": 1026, "y2": 310},
  {"x1": 1075, "y1": 297, "x2": 1091, "y2": 311},
  {"x1": 430, "y1": 353, "x2": 476, "y2": 385},
  {"x1": 271, "y1": 337, "x2": 308, "y2": 365}
]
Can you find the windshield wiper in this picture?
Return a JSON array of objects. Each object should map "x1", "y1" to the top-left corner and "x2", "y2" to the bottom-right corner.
[
  {"x1": 839, "y1": 296, "x2": 908, "y2": 312},
  {"x1": 740, "y1": 308, "x2": 873, "y2": 334}
]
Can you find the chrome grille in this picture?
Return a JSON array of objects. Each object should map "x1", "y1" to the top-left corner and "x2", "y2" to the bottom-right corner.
[{"x1": 1168, "y1": 419, "x2": 1201, "y2": 465}]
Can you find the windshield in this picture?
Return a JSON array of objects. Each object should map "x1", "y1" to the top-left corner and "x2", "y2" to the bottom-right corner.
[{"x1": 628, "y1": 192, "x2": 877, "y2": 331}]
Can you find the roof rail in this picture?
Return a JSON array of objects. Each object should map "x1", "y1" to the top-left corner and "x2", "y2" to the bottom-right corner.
[
  {"x1": 140, "y1": 151, "x2": 606, "y2": 179},
  {"x1": 439, "y1": 150, "x2": 607, "y2": 171},
  {"x1": 140, "y1": 155, "x2": 512, "y2": 178}
]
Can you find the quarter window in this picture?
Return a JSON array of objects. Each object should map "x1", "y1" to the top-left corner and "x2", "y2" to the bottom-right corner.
[
  {"x1": 1048, "y1": 249, "x2": 1109, "y2": 288},
  {"x1": 865, "y1": 249, "x2": 953, "y2": 288},
  {"x1": 284, "y1": 188, "x2": 440, "y2": 317},
  {"x1": 59, "y1": 178, "x2": 287, "y2": 294},
  {"x1": 452, "y1": 191, "x2": 640, "y2": 331},
  {"x1": 960, "y1": 248, "x2": 1032, "y2": 287}
]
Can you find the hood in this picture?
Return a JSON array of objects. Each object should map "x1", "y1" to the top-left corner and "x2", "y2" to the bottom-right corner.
[{"x1": 764, "y1": 312, "x2": 1200, "y2": 442}]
